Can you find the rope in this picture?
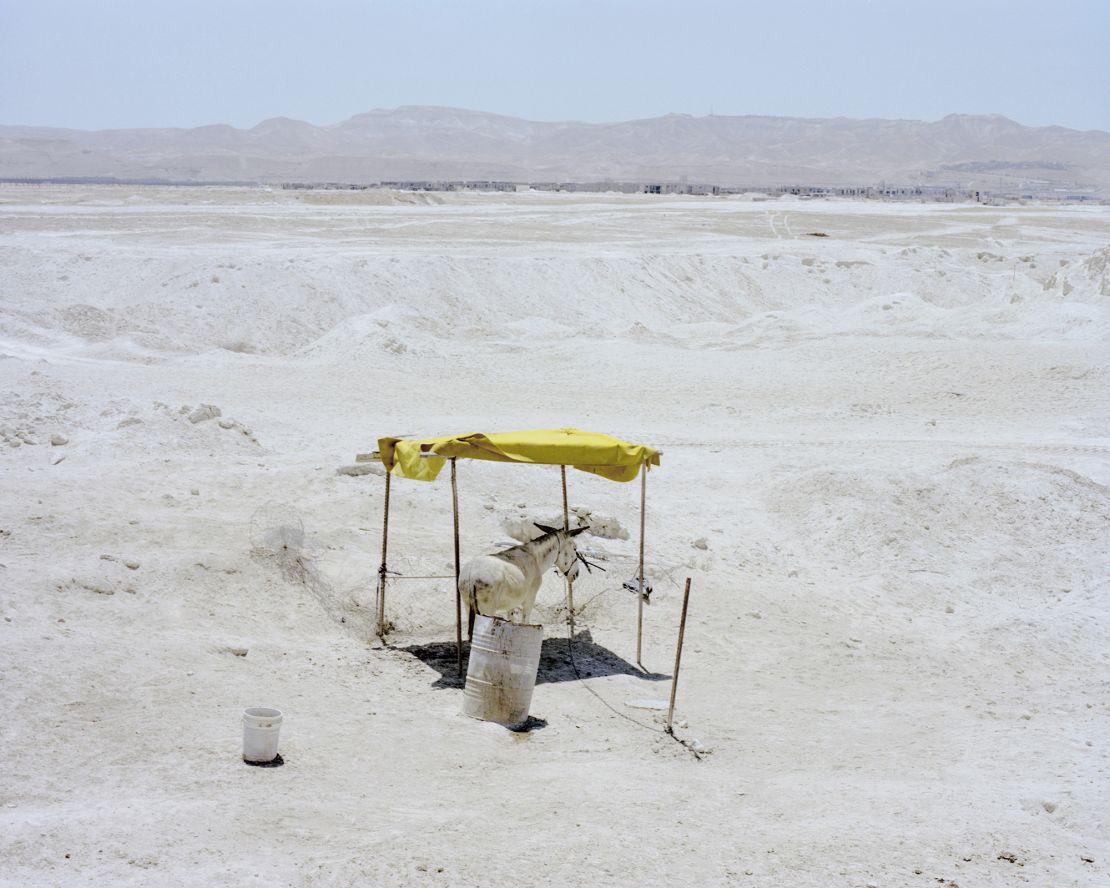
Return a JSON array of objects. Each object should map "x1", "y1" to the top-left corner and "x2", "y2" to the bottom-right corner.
[
  {"x1": 559, "y1": 578, "x2": 704, "y2": 758},
  {"x1": 562, "y1": 610, "x2": 657, "y2": 733}
]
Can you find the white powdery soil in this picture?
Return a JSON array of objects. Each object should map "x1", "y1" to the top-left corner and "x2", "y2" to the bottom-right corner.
[{"x1": 0, "y1": 186, "x2": 1108, "y2": 887}]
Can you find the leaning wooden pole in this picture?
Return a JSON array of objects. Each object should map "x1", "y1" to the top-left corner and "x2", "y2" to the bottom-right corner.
[
  {"x1": 561, "y1": 464, "x2": 575, "y2": 634},
  {"x1": 451, "y1": 458, "x2": 463, "y2": 676},
  {"x1": 636, "y1": 459, "x2": 647, "y2": 665},
  {"x1": 666, "y1": 577, "x2": 692, "y2": 733},
  {"x1": 377, "y1": 468, "x2": 392, "y2": 638}
]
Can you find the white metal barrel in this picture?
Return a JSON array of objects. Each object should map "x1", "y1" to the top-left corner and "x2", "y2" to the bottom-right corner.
[{"x1": 462, "y1": 614, "x2": 543, "y2": 728}]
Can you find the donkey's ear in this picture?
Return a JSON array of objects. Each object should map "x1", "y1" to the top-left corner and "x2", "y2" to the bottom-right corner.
[
  {"x1": 533, "y1": 522, "x2": 559, "y2": 535},
  {"x1": 567, "y1": 525, "x2": 590, "y2": 537}
]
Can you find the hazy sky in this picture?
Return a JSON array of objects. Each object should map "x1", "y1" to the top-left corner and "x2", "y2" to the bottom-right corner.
[{"x1": 2, "y1": 0, "x2": 1107, "y2": 131}]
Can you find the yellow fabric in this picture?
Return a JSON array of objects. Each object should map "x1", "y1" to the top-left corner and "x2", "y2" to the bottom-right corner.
[{"x1": 378, "y1": 428, "x2": 660, "y2": 483}]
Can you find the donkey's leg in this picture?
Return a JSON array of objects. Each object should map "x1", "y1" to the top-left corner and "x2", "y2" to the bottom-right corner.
[{"x1": 520, "y1": 582, "x2": 542, "y2": 626}]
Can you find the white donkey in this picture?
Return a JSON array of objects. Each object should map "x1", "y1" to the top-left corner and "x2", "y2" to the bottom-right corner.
[{"x1": 459, "y1": 523, "x2": 587, "y2": 624}]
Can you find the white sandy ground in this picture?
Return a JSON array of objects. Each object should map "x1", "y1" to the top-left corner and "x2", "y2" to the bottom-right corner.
[{"x1": 0, "y1": 186, "x2": 1108, "y2": 887}]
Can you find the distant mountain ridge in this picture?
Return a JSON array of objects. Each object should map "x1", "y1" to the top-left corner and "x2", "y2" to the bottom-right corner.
[{"x1": 2, "y1": 106, "x2": 1108, "y2": 195}]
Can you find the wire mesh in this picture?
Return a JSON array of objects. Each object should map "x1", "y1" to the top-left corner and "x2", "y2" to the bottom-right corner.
[{"x1": 375, "y1": 546, "x2": 650, "y2": 644}]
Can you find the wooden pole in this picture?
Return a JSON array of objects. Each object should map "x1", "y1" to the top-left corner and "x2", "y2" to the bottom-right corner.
[
  {"x1": 377, "y1": 469, "x2": 392, "y2": 638},
  {"x1": 636, "y1": 459, "x2": 647, "y2": 666},
  {"x1": 561, "y1": 464, "x2": 575, "y2": 634},
  {"x1": 666, "y1": 577, "x2": 692, "y2": 733},
  {"x1": 451, "y1": 458, "x2": 463, "y2": 676}
]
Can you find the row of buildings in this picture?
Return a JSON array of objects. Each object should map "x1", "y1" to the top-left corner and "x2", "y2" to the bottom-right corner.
[
  {"x1": 5, "y1": 177, "x2": 1093, "y2": 203},
  {"x1": 280, "y1": 180, "x2": 976, "y2": 201}
]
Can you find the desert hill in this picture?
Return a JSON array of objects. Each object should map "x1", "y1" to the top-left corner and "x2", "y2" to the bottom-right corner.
[{"x1": 2, "y1": 107, "x2": 1108, "y2": 194}]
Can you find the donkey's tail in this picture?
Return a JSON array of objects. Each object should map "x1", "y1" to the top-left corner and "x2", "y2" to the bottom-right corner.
[{"x1": 458, "y1": 575, "x2": 482, "y2": 617}]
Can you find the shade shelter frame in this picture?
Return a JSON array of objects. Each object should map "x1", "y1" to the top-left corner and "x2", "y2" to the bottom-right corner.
[{"x1": 364, "y1": 429, "x2": 660, "y2": 675}]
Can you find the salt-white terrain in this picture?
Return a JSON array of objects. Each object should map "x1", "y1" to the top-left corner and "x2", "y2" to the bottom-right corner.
[{"x1": 1, "y1": 185, "x2": 1108, "y2": 886}]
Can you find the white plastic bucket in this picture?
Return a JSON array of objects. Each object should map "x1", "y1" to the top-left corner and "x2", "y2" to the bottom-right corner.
[
  {"x1": 242, "y1": 707, "x2": 282, "y2": 762},
  {"x1": 462, "y1": 615, "x2": 543, "y2": 728}
]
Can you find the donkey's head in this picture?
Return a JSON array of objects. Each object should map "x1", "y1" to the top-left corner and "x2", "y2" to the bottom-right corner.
[{"x1": 534, "y1": 523, "x2": 589, "y2": 581}]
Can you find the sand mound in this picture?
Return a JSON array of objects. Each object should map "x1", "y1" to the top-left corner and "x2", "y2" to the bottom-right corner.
[
  {"x1": 766, "y1": 456, "x2": 1110, "y2": 610},
  {"x1": 4, "y1": 218, "x2": 1107, "y2": 364}
]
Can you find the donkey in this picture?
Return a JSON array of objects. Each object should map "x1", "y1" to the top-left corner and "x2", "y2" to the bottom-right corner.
[{"x1": 459, "y1": 523, "x2": 588, "y2": 624}]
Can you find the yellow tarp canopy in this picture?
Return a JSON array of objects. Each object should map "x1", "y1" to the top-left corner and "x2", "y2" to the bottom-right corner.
[{"x1": 378, "y1": 428, "x2": 660, "y2": 483}]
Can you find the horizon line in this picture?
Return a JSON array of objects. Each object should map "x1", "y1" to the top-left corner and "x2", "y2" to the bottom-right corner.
[{"x1": 3, "y1": 106, "x2": 1107, "y2": 137}]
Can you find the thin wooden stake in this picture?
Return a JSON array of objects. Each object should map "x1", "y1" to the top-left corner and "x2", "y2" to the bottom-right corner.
[
  {"x1": 377, "y1": 469, "x2": 392, "y2": 638},
  {"x1": 561, "y1": 464, "x2": 575, "y2": 634},
  {"x1": 636, "y1": 459, "x2": 647, "y2": 666},
  {"x1": 451, "y1": 458, "x2": 462, "y2": 676},
  {"x1": 666, "y1": 577, "x2": 692, "y2": 733}
]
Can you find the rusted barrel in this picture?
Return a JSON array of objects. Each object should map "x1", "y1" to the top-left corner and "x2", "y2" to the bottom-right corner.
[{"x1": 461, "y1": 614, "x2": 542, "y2": 728}]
